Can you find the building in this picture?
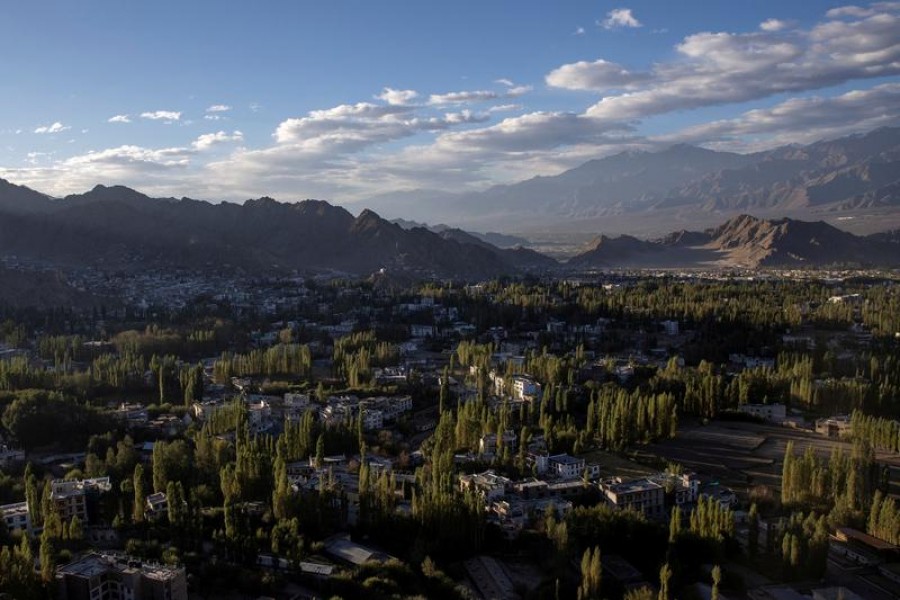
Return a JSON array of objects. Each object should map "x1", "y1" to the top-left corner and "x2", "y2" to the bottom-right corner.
[
  {"x1": 601, "y1": 477, "x2": 665, "y2": 518},
  {"x1": 115, "y1": 403, "x2": 149, "y2": 428},
  {"x1": 511, "y1": 376, "x2": 541, "y2": 401},
  {"x1": 0, "y1": 444, "x2": 25, "y2": 467},
  {"x1": 144, "y1": 492, "x2": 169, "y2": 521},
  {"x1": 547, "y1": 454, "x2": 586, "y2": 480},
  {"x1": 648, "y1": 472, "x2": 700, "y2": 507},
  {"x1": 738, "y1": 403, "x2": 787, "y2": 423},
  {"x1": 56, "y1": 552, "x2": 187, "y2": 600},
  {"x1": 50, "y1": 478, "x2": 112, "y2": 523},
  {"x1": 478, "y1": 431, "x2": 518, "y2": 456},
  {"x1": 661, "y1": 320, "x2": 680, "y2": 336},
  {"x1": 459, "y1": 470, "x2": 512, "y2": 502},
  {"x1": 1, "y1": 501, "x2": 31, "y2": 534},
  {"x1": 815, "y1": 415, "x2": 852, "y2": 438}
]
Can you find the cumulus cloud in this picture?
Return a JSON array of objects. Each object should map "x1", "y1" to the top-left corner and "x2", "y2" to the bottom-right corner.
[
  {"x1": 760, "y1": 18, "x2": 791, "y2": 31},
  {"x1": 572, "y1": 2, "x2": 900, "y2": 121},
  {"x1": 192, "y1": 130, "x2": 244, "y2": 151},
  {"x1": 376, "y1": 88, "x2": 419, "y2": 106},
  {"x1": 574, "y1": 26, "x2": 586, "y2": 35},
  {"x1": 428, "y1": 85, "x2": 531, "y2": 105},
  {"x1": 429, "y1": 90, "x2": 501, "y2": 105},
  {"x1": 140, "y1": 110, "x2": 182, "y2": 122},
  {"x1": 601, "y1": 8, "x2": 642, "y2": 29},
  {"x1": 108, "y1": 115, "x2": 131, "y2": 124},
  {"x1": 546, "y1": 59, "x2": 647, "y2": 92},
  {"x1": 34, "y1": 122, "x2": 70, "y2": 134},
  {"x1": 656, "y1": 82, "x2": 900, "y2": 148},
  {"x1": 206, "y1": 104, "x2": 231, "y2": 113}
]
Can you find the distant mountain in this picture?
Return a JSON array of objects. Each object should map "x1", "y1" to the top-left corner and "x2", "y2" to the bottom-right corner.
[
  {"x1": 391, "y1": 218, "x2": 530, "y2": 248},
  {"x1": 363, "y1": 127, "x2": 900, "y2": 234},
  {"x1": 0, "y1": 183, "x2": 558, "y2": 279},
  {"x1": 568, "y1": 214, "x2": 900, "y2": 269}
]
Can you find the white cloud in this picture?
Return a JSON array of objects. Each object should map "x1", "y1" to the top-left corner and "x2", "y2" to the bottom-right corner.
[
  {"x1": 204, "y1": 115, "x2": 225, "y2": 121},
  {"x1": 192, "y1": 130, "x2": 245, "y2": 151},
  {"x1": 656, "y1": 82, "x2": 900, "y2": 149},
  {"x1": 601, "y1": 8, "x2": 642, "y2": 30},
  {"x1": 495, "y1": 78, "x2": 514, "y2": 87},
  {"x1": 429, "y1": 90, "x2": 501, "y2": 105},
  {"x1": 574, "y1": 26, "x2": 586, "y2": 35},
  {"x1": 34, "y1": 122, "x2": 70, "y2": 134},
  {"x1": 760, "y1": 18, "x2": 791, "y2": 31},
  {"x1": 428, "y1": 85, "x2": 531, "y2": 105},
  {"x1": 108, "y1": 115, "x2": 131, "y2": 124},
  {"x1": 206, "y1": 104, "x2": 231, "y2": 113},
  {"x1": 546, "y1": 59, "x2": 647, "y2": 92},
  {"x1": 826, "y1": 2, "x2": 900, "y2": 19},
  {"x1": 140, "y1": 110, "x2": 182, "y2": 122},
  {"x1": 572, "y1": 2, "x2": 900, "y2": 121},
  {"x1": 376, "y1": 88, "x2": 419, "y2": 106}
]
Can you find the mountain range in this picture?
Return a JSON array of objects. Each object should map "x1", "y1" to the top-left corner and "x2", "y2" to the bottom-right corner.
[
  {"x1": 567, "y1": 214, "x2": 900, "y2": 269},
  {"x1": 362, "y1": 126, "x2": 900, "y2": 236},
  {"x1": 0, "y1": 126, "x2": 898, "y2": 283}
]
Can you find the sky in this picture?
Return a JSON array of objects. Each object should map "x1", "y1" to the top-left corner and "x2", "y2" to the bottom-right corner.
[{"x1": 1, "y1": 0, "x2": 900, "y2": 207}]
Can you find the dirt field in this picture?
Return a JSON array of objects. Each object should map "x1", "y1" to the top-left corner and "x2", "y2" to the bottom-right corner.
[{"x1": 635, "y1": 420, "x2": 900, "y2": 498}]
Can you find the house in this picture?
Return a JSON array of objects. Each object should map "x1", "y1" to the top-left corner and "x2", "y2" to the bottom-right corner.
[
  {"x1": 459, "y1": 470, "x2": 512, "y2": 502},
  {"x1": 601, "y1": 477, "x2": 665, "y2": 519},
  {"x1": 661, "y1": 320, "x2": 680, "y2": 336},
  {"x1": 145, "y1": 492, "x2": 169, "y2": 520},
  {"x1": 1, "y1": 501, "x2": 31, "y2": 534},
  {"x1": 739, "y1": 403, "x2": 787, "y2": 422},
  {"x1": 478, "y1": 431, "x2": 518, "y2": 456},
  {"x1": 115, "y1": 403, "x2": 149, "y2": 428},
  {"x1": 511, "y1": 376, "x2": 541, "y2": 401},
  {"x1": 547, "y1": 454, "x2": 586, "y2": 480},
  {"x1": 56, "y1": 552, "x2": 187, "y2": 600},
  {"x1": 815, "y1": 415, "x2": 852, "y2": 438}
]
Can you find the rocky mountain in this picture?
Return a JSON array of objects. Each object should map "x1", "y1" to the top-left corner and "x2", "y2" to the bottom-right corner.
[
  {"x1": 568, "y1": 214, "x2": 900, "y2": 269},
  {"x1": 363, "y1": 127, "x2": 900, "y2": 234},
  {"x1": 0, "y1": 184, "x2": 556, "y2": 279}
]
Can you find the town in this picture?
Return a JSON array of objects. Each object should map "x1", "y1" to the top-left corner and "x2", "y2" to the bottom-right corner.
[{"x1": 0, "y1": 272, "x2": 899, "y2": 600}]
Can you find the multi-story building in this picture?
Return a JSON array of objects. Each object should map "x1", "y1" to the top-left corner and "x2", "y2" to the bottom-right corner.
[
  {"x1": 459, "y1": 470, "x2": 512, "y2": 502},
  {"x1": 548, "y1": 454, "x2": 586, "y2": 480},
  {"x1": 50, "y1": 478, "x2": 112, "y2": 524},
  {"x1": 478, "y1": 431, "x2": 518, "y2": 456},
  {"x1": 56, "y1": 553, "x2": 187, "y2": 600},
  {"x1": 511, "y1": 376, "x2": 541, "y2": 401},
  {"x1": 1, "y1": 501, "x2": 31, "y2": 534},
  {"x1": 601, "y1": 477, "x2": 665, "y2": 519},
  {"x1": 739, "y1": 403, "x2": 787, "y2": 423}
]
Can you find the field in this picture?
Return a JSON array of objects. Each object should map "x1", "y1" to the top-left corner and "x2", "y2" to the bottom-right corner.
[{"x1": 634, "y1": 420, "x2": 900, "y2": 498}]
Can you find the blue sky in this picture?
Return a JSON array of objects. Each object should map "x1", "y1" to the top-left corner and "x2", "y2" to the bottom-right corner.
[{"x1": 2, "y1": 1, "x2": 899, "y2": 207}]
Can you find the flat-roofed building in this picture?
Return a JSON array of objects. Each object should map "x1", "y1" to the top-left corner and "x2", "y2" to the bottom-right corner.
[
  {"x1": 56, "y1": 552, "x2": 187, "y2": 600},
  {"x1": 50, "y1": 478, "x2": 111, "y2": 524},
  {"x1": 601, "y1": 477, "x2": 665, "y2": 518},
  {"x1": 1, "y1": 501, "x2": 31, "y2": 534},
  {"x1": 548, "y1": 454, "x2": 585, "y2": 480}
]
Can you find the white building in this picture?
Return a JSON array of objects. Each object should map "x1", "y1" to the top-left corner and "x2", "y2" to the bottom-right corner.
[
  {"x1": 511, "y1": 376, "x2": 541, "y2": 401},
  {"x1": 738, "y1": 403, "x2": 787, "y2": 423},
  {"x1": 548, "y1": 454, "x2": 586, "y2": 480},
  {"x1": 1, "y1": 501, "x2": 31, "y2": 534}
]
